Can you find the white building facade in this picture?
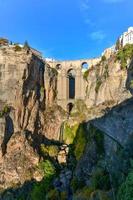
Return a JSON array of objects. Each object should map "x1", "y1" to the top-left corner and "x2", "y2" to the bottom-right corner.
[{"x1": 120, "y1": 27, "x2": 133, "y2": 47}]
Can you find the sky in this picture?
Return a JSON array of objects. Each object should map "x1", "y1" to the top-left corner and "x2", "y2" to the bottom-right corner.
[{"x1": 0, "y1": 0, "x2": 133, "y2": 60}]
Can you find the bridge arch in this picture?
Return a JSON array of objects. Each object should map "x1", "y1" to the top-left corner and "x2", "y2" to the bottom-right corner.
[
  {"x1": 67, "y1": 69, "x2": 75, "y2": 99},
  {"x1": 81, "y1": 62, "x2": 89, "y2": 70},
  {"x1": 67, "y1": 102, "x2": 74, "y2": 113},
  {"x1": 56, "y1": 63, "x2": 62, "y2": 70}
]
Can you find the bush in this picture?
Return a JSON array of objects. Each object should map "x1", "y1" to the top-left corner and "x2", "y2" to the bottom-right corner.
[
  {"x1": 117, "y1": 169, "x2": 133, "y2": 200},
  {"x1": 31, "y1": 160, "x2": 56, "y2": 200},
  {"x1": 48, "y1": 145, "x2": 59, "y2": 158},
  {"x1": 41, "y1": 144, "x2": 59, "y2": 158},
  {"x1": 31, "y1": 177, "x2": 53, "y2": 200},
  {"x1": 40, "y1": 144, "x2": 49, "y2": 156},
  {"x1": 0, "y1": 105, "x2": 10, "y2": 118},
  {"x1": 116, "y1": 44, "x2": 133, "y2": 69},
  {"x1": 38, "y1": 160, "x2": 56, "y2": 177},
  {"x1": 101, "y1": 55, "x2": 106, "y2": 62}
]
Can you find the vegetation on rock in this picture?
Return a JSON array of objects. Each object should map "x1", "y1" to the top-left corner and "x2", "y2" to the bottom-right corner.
[
  {"x1": 0, "y1": 105, "x2": 10, "y2": 118},
  {"x1": 73, "y1": 123, "x2": 87, "y2": 161},
  {"x1": 117, "y1": 165, "x2": 133, "y2": 200},
  {"x1": 63, "y1": 123, "x2": 79, "y2": 144},
  {"x1": 116, "y1": 44, "x2": 133, "y2": 69},
  {"x1": 31, "y1": 160, "x2": 56, "y2": 200},
  {"x1": 83, "y1": 69, "x2": 89, "y2": 81}
]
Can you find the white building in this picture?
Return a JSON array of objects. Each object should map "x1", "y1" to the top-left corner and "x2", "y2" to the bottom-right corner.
[{"x1": 120, "y1": 27, "x2": 133, "y2": 47}]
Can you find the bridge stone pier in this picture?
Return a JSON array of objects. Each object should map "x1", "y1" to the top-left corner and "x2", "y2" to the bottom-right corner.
[{"x1": 47, "y1": 58, "x2": 101, "y2": 110}]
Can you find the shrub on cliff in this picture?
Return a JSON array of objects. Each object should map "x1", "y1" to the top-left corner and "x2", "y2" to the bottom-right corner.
[
  {"x1": 101, "y1": 55, "x2": 106, "y2": 62},
  {"x1": 31, "y1": 160, "x2": 56, "y2": 200},
  {"x1": 117, "y1": 168, "x2": 133, "y2": 200},
  {"x1": 0, "y1": 105, "x2": 10, "y2": 118},
  {"x1": 41, "y1": 144, "x2": 59, "y2": 158},
  {"x1": 116, "y1": 44, "x2": 133, "y2": 69},
  {"x1": 39, "y1": 160, "x2": 56, "y2": 177}
]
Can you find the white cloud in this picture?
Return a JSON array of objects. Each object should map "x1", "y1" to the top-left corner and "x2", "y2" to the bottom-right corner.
[
  {"x1": 80, "y1": 0, "x2": 90, "y2": 11},
  {"x1": 79, "y1": 0, "x2": 95, "y2": 26},
  {"x1": 90, "y1": 31, "x2": 106, "y2": 41}
]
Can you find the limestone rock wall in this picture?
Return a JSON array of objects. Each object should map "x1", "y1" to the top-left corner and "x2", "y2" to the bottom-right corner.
[
  {"x1": 0, "y1": 46, "x2": 61, "y2": 189},
  {"x1": 85, "y1": 56, "x2": 132, "y2": 107}
]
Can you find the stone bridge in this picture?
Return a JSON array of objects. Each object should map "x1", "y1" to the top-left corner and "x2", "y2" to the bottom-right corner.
[{"x1": 47, "y1": 57, "x2": 101, "y2": 110}]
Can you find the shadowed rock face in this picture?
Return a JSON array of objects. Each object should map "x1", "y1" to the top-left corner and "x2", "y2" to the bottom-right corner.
[{"x1": 0, "y1": 131, "x2": 43, "y2": 190}]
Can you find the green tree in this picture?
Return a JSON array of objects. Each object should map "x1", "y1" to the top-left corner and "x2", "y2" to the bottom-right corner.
[
  {"x1": 117, "y1": 168, "x2": 133, "y2": 200},
  {"x1": 31, "y1": 160, "x2": 56, "y2": 200}
]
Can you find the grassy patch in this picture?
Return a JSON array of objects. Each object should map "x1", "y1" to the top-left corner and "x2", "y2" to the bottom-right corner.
[{"x1": 63, "y1": 123, "x2": 79, "y2": 145}]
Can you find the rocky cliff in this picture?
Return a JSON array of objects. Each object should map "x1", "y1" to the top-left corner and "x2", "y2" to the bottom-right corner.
[
  {"x1": 0, "y1": 43, "x2": 133, "y2": 200},
  {"x1": 84, "y1": 54, "x2": 131, "y2": 107},
  {"x1": 0, "y1": 45, "x2": 65, "y2": 191}
]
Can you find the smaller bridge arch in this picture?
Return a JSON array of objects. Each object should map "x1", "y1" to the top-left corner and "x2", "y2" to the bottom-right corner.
[
  {"x1": 81, "y1": 62, "x2": 89, "y2": 70},
  {"x1": 56, "y1": 63, "x2": 62, "y2": 70},
  {"x1": 67, "y1": 102, "x2": 74, "y2": 113}
]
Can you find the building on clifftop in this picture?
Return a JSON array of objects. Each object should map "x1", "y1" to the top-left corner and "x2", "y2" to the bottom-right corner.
[{"x1": 120, "y1": 27, "x2": 133, "y2": 47}]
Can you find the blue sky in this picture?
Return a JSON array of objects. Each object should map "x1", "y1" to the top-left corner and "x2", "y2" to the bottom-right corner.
[{"x1": 0, "y1": 0, "x2": 133, "y2": 60}]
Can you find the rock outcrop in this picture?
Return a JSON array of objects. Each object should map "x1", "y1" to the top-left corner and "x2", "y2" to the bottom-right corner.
[{"x1": 85, "y1": 55, "x2": 132, "y2": 107}]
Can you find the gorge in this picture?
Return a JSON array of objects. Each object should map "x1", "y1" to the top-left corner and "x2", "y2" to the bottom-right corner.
[{"x1": 0, "y1": 39, "x2": 133, "y2": 200}]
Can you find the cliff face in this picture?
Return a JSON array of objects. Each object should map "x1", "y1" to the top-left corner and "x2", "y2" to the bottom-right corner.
[
  {"x1": 85, "y1": 55, "x2": 131, "y2": 107},
  {"x1": 0, "y1": 47, "x2": 44, "y2": 134},
  {"x1": 0, "y1": 46, "x2": 64, "y2": 190}
]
